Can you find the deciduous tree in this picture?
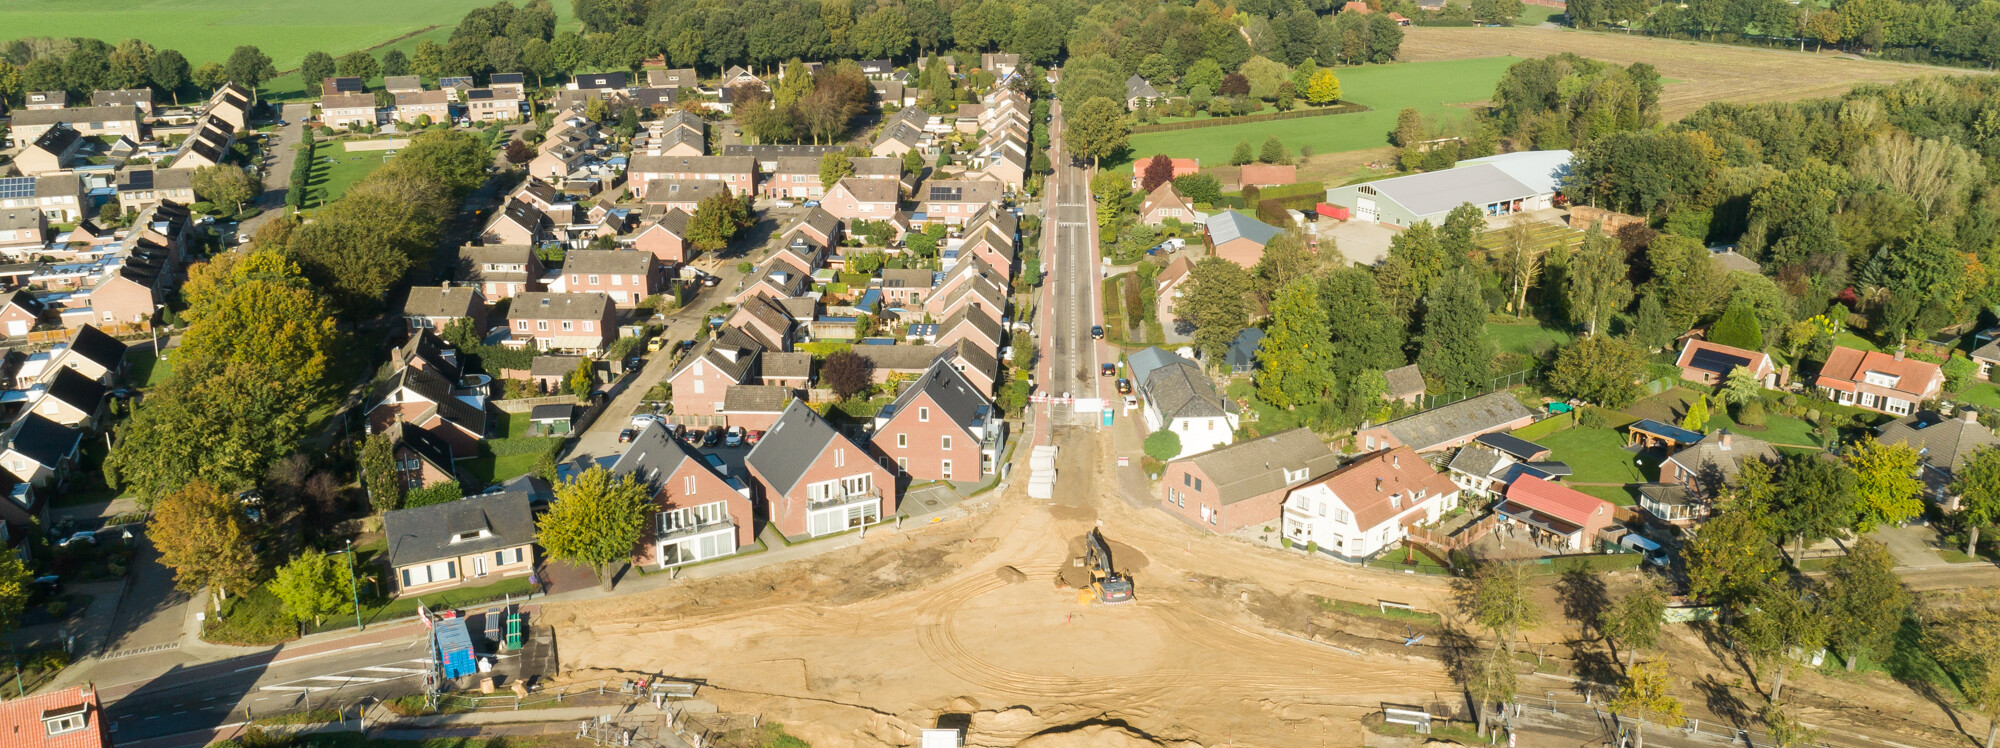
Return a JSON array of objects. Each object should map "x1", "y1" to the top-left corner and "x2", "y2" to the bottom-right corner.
[
  {"x1": 1177, "y1": 257, "x2": 1254, "y2": 365},
  {"x1": 299, "y1": 51, "x2": 337, "y2": 92},
  {"x1": 819, "y1": 151, "x2": 854, "y2": 189},
  {"x1": 1822, "y1": 538, "x2": 1908, "y2": 670},
  {"x1": 269, "y1": 550, "x2": 354, "y2": 626},
  {"x1": 686, "y1": 192, "x2": 753, "y2": 249},
  {"x1": 1684, "y1": 507, "x2": 1781, "y2": 613},
  {"x1": 1737, "y1": 581, "x2": 1828, "y2": 700},
  {"x1": 537, "y1": 467, "x2": 649, "y2": 590},
  {"x1": 1846, "y1": 436, "x2": 1924, "y2": 531},
  {"x1": 1954, "y1": 447, "x2": 2000, "y2": 558},
  {"x1": 1255, "y1": 278, "x2": 1334, "y2": 407},
  {"x1": 1305, "y1": 68, "x2": 1340, "y2": 105},
  {"x1": 1548, "y1": 336, "x2": 1645, "y2": 407},
  {"x1": 223, "y1": 45, "x2": 276, "y2": 101},
  {"x1": 1609, "y1": 659, "x2": 1685, "y2": 748},
  {"x1": 823, "y1": 350, "x2": 875, "y2": 399},
  {"x1": 1603, "y1": 577, "x2": 1667, "y2": 668},
  {"x1": 1565, "y1": 228, "x2": 1631, "y2": 336},
  {"x1": 151, "y1": 480, "x2": 261, "y2": 612},
  {"x1": 361, "y1": 432, "x2": 400, "y2": 513},
  {"x1": 1065, "y1": 97, "x2": 1129, "y2": 167},
  {"x1": 1417, "y1": 268, "x2": 1493, "y2": 396},
  {"x1": 1140, "y1": 155, "x2": 1175, "y2": 193},
  {"x1": 191, "y1": 165, "x2": 259, "y2": 215}
]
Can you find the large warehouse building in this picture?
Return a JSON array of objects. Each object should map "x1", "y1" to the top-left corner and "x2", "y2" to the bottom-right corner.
[{"x1": 1323, "y1": 150, "x2": 1572, "y2": 228}]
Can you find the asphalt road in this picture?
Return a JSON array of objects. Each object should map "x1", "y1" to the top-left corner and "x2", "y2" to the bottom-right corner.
[
  {"x1": 238, "y1": 103, "x2": 311, "y2": 237},
  {"x1": 102, "y1": 629, "x2": 434, "y2": 745},
  {"x1": 1041, "y1": 102, "x2": 1103, "y2": 428}
]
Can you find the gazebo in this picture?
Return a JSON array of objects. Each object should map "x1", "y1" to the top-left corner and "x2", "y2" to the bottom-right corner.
[{"x1": 1626, "y1": 418, "x2": 1703, "y2": 450}]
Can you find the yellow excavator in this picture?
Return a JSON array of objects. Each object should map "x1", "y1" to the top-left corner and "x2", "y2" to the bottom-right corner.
[{"x1": 1078, "y1": 529, "x2": 1135, "y2": 604}]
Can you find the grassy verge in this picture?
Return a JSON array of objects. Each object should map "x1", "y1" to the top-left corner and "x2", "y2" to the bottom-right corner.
[
  {"x1": 1316, "y1": 596, "x2": 1443, "y2": 625},
  {"x1": 252, "y1": 709, "x2": 346, "y2": 726},
  {"x1": 126, "y1": 347, "x2": 174, "y2": 388}
]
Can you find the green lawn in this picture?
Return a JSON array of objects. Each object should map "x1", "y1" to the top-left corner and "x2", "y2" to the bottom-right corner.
[
  {"x1": 125, "y1": 347, "x2": 174, "y2": 389},
  {"x1": 463, "y1": 411, "x2": 552, "y2": 488},
  {"x1": 0, "y1": 0, "x2": 574, "y2": 82},
  {"x1": 1534, "y1": 425, "x2": 1651, "y2": 484},
  {"x1": 1956, "y1": 383, "x2": 2000, "y2": 410},
  {"x1": 1834, "y1": 330, "x2": 1884, "y2": 353},
  {"x1": 1574, "y1": 484, "x2": 1639, "y2": 506},
  {"x1": 308, "y1": 143, "x2": 394, "y2": 207},
  {"x1": 1486, "y1": 321, "x2": 1574, "y2": 358},
  {"x1": 1124, "y1": 57, "x2": 1520, "y2": 167},
  {"x1": 1516, "y1": 4, "x2": 1566, "y2": 24}
]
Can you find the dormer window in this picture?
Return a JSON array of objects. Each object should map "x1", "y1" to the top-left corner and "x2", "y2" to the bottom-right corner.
[
  {"x1": 42, "y1": 705, "x2": 87, "y2": 736},
  {"x1": 1390, "y1": 494, "x2": 1402, "y2": 509},
  {"x1": 1864, "y1": 371, "x2": 1901, "y2": 388},
  {"x1": 452, "y1": 529, "x2": 491, "y2": 543},
  {"x1": 1283, "y1": 467, "x2": 1307, "y2": 484}
]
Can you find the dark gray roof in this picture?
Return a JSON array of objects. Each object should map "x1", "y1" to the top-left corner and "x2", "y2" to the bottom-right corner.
[
  {"x1": 370, "y1": 362, "x2": 487, "y2": 431},
  {"x1": 1142, "y1": 361, "x2": 1228, "y2": 420},
  {"x1": 1226, "y1": 328, "x2": 1264, "y2": 368},
  {"x1": 1446, "y1": 446, "x2": 1507, "y2": 479},
  {"x1": 878, "y1": 359, "x2": 989, "y2": 432},
  {"x1": 91, "y1": 89, "x2": 152, "y2": 108},
  {"x1": 1664, "y1": 429, "x2": 1779, "y2": 487},
  {"x1": 5, "y1": 413, "x2": 78, "y2": 469},
  {"x1": 562, "y1": 249, "x2": 652, "y2": 275},
  {"x1": 1126, "y1": 347, "x2": 1192, "y2": 392},
  {"x1": 1178, "y1": 428, "x2": 1340, "y2": 504},
  {"x1": 1380, "y1": 392, "x2": 1535, "y2": 451},
  {"x1": 671, "y1": 337, "x2": 759, "y2": 384},
  {"x1": 1384, "y1": 364, "x2": 1424, "y2": 397},
  {"x1": 403, "y1": 286, "x2": 481, "y2": 318},
  {"x1": 1125, "y1": 75, "x2": 1161, "y2": 100},
  {"x1": 1878, "y1": 411, "x2": 2000, "y2": 476},
  {"x1": 856, "y1": 344, "x2": 947, "y2": 371},
  {"x1": 509, "y1": 292, "x2": 608, "y2": 321},
  {"x1": 529, "y1": 403, "x2": 572, "y2": 421},
  {"x1": 7, "y1": 105, "x2": 139, "y2": 127},
  {"x1": 881, "y1": 268, "x2": 933, "y2": 290},
  {"x1": 382, "y1": 490, "x2": 535, "y2": 567},
  {"x1": 383, "y1": 75, "x2": 422, "y2": 91},
  {"x1": 1473, "y1": 432, "x2": 1547, "y2": 461},
  {"x1": 762, "y1": 352, "x2": 813, "y2": 380},
  {"x1": 743, "y1": 400, "x2": 848, "y2": 496},
  {"x1": 610, "y1": 421, "x2": 700, "y2": 488},
  {"x1": 42, "y1": 368, "x2": 103, "y2": 413},
  {"x1": 65, "y1": 324, "x2": 127, "y2": 374},
  {"x1": 724, "y1": 385, "x2": 800, "y2": 413},
  {"x1": 1637, "y1": 482, "x2": 1696, "y2": 507},
  {"x1": 531, "y1": 355, "x2": 585, "y2": 377},
  {"x1": 941, "y1": 305, "x2": 1001, "y2": 346}
]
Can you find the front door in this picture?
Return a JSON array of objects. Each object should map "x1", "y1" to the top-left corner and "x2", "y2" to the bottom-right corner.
[{"x1": 472, "y1": 556, "x2": 488, "y2": 577}]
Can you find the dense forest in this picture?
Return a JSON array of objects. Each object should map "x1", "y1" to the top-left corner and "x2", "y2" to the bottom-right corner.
[{"x1": 1566, "y1": 0, "x2": 2000, "y2": 67}]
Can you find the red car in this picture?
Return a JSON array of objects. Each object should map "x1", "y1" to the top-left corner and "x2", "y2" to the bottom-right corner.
[{"x1": 745, "y1": 430, "x2": 763, "y2": 445}]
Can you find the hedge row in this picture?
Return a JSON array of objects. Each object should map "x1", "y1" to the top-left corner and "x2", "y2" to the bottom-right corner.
[{"x1": 1130, "y1": 103, "x2": 1369, "y2": 134}]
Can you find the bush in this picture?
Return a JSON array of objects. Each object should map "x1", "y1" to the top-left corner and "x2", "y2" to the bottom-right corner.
[
  {"x1": 1579, "y1": 408, "x2": 1608, "y2": 429},
  {"x1": 1736, "y1": 399, "x2": 1767, "y2": 428},
  {"x1": 1281, "y1": 536, "x2": 1293, "y2": 549},
  {"x1": 1306, "y1": 541, "x2": 1318, "y2": 554},
  {"x1": 737, "y1": 261, "x2": 754, "y2": 274},
  {"x1": 1143, "y1": 430, "x2": 1182, "y2": 461}
]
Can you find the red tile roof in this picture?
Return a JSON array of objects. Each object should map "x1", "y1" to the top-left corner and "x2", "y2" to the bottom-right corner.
[
  {"x1": 1818, "y1": 346, "x2": 1942, "y2": 401},
  {"x1": 1675, "y1": 339, "x2": 1773, "y2": 376},
  {"x1": 1300, "y1": 446, "x2": 1458, "y2": 531},
  {"x1": 0, "y1": 688, "x2": 107, "y2": 748},
  {"x1": 1504, "y1": 474, "x2": 1611, "y2": 528}
]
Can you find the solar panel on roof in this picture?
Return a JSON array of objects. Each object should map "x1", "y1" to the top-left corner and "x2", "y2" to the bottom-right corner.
[
  {"x1": 123, "y1": 170, "x2": 153, "y2": 191},
  {"x1": 0, "y1": 178, "x2": 34, "y2": 199},
  {"x1": 1687, "y1": 348, "x2": 1752, "y2": 375}
]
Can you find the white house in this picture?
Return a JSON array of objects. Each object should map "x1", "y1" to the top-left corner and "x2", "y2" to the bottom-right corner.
[
  {"x1": 1282, "y1": 446, "x2": 1460, "y2": 561},
  {"x1": 1127, "y1": 347, "x2": 1237, "y2": 457}
]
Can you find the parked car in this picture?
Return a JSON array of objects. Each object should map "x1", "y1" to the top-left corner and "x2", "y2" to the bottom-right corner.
[
  {"x1": 57, "y1": 531, "x2": 95, "y2": 548},
  {"x1": 745, "y1": 430, "x2": 763, "y2": 445},
  {"x1": 724, "y1": 426, "x2": 746, "y2": 447},
  {"x1": 30, "y1": 576, "x2": 60, "y2": 595},
  {"x1": 802, "y1": 200, "x2": 820, "y2": 208},
  {"x1": 1091, "y1": 325, "x2": 1104, "y2": 340},
  {"x1": 773, "y1": 200, "x2": 795, "y2": 208},
  {"x1": 1100, "y1": 363, "x2": 1115, "y2": 377},
  {"x1": 677, "y1": 339, "x2": 697, "y2": 354},
  {"x1": 681, "y1": 426, "x2": 705, "y2": 446},
  {"x1": 663, "y1": 423, "x2": 684, "y2": 440},
  {"x1": 619, "y1": 427, "x2": 638, "y2": 443},
  {"x1": 648, "y1": 337, "x2": 667, "y2": 352},
  {"x1": 632, "y1": 413, "x2": 666, "y2": 429},
  {"x1": 702, "y1": 426, "x2": 724, "y2": 447},
  {"x1": 1117, "y1": 378, "x2": 1132, "y2": 394}
]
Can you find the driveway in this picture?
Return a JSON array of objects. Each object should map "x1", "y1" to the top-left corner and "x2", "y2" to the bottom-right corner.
[{"x1": 1866, "y1": 524, "x2": 1948, "y2": 568}]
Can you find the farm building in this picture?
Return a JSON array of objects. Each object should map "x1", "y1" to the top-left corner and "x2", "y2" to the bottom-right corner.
[{"x1": 1323, "y1": 150, "x2": 1571, "y2": 227}]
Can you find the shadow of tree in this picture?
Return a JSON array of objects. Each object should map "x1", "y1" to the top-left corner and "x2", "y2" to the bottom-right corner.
[
  {"x1": 1694, "y1": 673, "x2": 1750, "y2": 731},
  {"x1": 1556, "y1": 566, "x2": 1611, "y2": 640}
]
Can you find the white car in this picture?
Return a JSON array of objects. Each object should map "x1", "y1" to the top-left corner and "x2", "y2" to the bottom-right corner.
[
  {"x1": 631, "y1": 414, "x2": 667, "y2": 429},
  {"x1": 773, "y1": 200, "x2": 795, "y2": 208}
]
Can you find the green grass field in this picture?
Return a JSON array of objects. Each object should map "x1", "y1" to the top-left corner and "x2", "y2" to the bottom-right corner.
[
  {"x1": 1485, "y1": 321, "x2": 1574, "y2": 358},
  {"x1": 1125, "y1": 57, "x2": 1519, "y2": 167},
  {"x1": 1535, "y1": 425, "x2": 1651, "y2": 484},
  {"x1": 308, "y1": 142, "x2": 395, "y2": 207}
]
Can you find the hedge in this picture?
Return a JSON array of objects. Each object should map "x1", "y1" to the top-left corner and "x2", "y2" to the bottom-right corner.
[{"x1": 1129, "y1": 103, "x2": 1370, "y2": 134}]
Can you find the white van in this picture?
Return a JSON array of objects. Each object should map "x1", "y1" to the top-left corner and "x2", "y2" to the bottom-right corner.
[{"x1": 1619, "y1": 533, "x2": 1669, "y2": 568}]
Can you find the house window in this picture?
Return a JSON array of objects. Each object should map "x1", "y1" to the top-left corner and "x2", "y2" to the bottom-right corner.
[
  {"x1": 918, "y1": 407, "x2": 929, "y2": 422},
  {"x1": 451, "y1": 529, "x2": 491, "y2": 543},
  {"x1": 562, "y1": 321, "x2": 574, "y2": 331},
  {"x1": 1194, "y1": 478, "x2": 1203, "y2": 491},
  {"x1": 537, "y1": 321, "x2": 549, "y2": 331},
  {"x1": 1183, "y1": 473, "x2": 1191, "y2": 487},
  {"x1": 897, "y1": 457, "x2": 908, "y2": 470},
  {"x1": 43, "y1": 712, "x2": 86, "y2": 736},
  {"x1": 834, "y1": 448, "x2": 845, "y2": 468},
  {"x1": 589, "y1": 274, "x2": 600, "y2": 285},
  {"x1": 584, "y1": 321, "x2": 595, "y2": 331},
  {"x1": 684, "y1": 475, "x2": 697, "y2": 495},
  {"x1": 897, "y1": 434, "x2": 907, "y2": 448},
  {"x1": 941, "y1": 460, "x2": 953, "y2": 479},
  {"x1": 941, "y1": 435, "x2": 952, "y2": 450},
  {"x1": 612, "y1": 275, "x2": 622, "y2": 286}
]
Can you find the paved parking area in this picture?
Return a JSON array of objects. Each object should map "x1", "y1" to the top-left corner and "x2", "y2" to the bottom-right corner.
[{"x1": 1867, "y1": 523, "x2": 1947, "y2": 568}]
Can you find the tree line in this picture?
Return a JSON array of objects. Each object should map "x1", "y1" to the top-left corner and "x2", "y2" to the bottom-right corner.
[{"x1": 1566, "y1": 0, "x2": 2000, "y2": 69}]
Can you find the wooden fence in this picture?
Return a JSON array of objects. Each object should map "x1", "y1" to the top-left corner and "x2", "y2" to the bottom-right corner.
[
  {"x1": 25, "y1": 322, "x2": 152, "y2": 347},
  {"x1": 1406, "y1": 512, "x2": 1498, "y2": 554}
]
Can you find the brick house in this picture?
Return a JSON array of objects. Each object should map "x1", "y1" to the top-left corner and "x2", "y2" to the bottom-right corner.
[
  {"x1": 1139, "y1": 183, "x2": 1196, "y2": 226},
  {"x1": 366, "y1": 332, "x2": 489, "y2": 458},
  {"x1": 1815, "y1": 346, "x2": 1943, "y2": 416},
  {"x1": 745, "y1": 400, "x2": 897, "y2": 539},
  {"x1": 625, "y1": 207, "x2": 691, "y2": 263},
  {"x1": 1280, "y1": 446, "x2": 1460, "y2": 559},
  {"x1": 667, "y1": 332, "x2": 763, "y2": 416},
  {"x1": 401, "y1": 286, "x2": 486, "y2": 334},
  {"x1": 953, "y1": 206, "x2": 1018, "y2": 274},
  {"x1": 641, "y1": 179, "x2": 731, "y2": 214},
  {"x1": 918, "y1": 180, "x2": 1006, "y2": 227},
  {"x1": 381, "y1": 487, "x2": 534, "y2": 596},
  {"x1": 1160, "y1": 428, "x2": 1340, "y2": 533},
  {"x1": 1676, "y1": 339, "x2": 1779, "y2": 388},
  {"x1": 869, "y1": 360, "x2": 1005, "y2": 482},
  {"x1": 1204, "y1": 210, "x2": 1282, "y2": 268},
  {"x1": 612, "y1": 422, "x2": 756, "y2": 568},
  {"x1": 821, "y1": 178, "x2": 900, "y2": 224},
  {"x1": 5, "y1": 106, "x2": 142, "y2": 144},
  {"x1": 1496, "y1": 475, "x2": 1617, "y2": 553},
  {"x1": 720, "y1": 385, "x2": 801, "y2": 431},
  {"x1": 551, "y1": 249, "x2": 658, "y2": 306},
  {"x1": 505, "y1": 292, "x2": 616, "y2": 353},
  {"x1": 935, "y1": 306, "x2": 1003, "y2": 359},
  {"x1": 1661, "y1": 429, "x2": 1778, "y2": 497},
  {"x1": 879, "y1": 268, "x2": 934, "y2": 308},
  {"x1": 319, "y1": 93, "x2": 379, "y2": 130},
  {"x1": 455, "y1": 245, "x2": 545, "y2": 300},
  {"x1": 481, "y1": 200, "x2": 550, "y2": 246},
  {"x1": 628, "y1": 155, "x2": 756, "y2": 198},
  {"x1": 393, "y1": 91, "x2": 451, "y2": 124},
  {"x1": 465, "y1": 88, "x2": 523, "y2": 122},
  {"x1": 23, "y1": 369, "x2": 104, "y2": 429},
  {"x1": 761, "y1": 157, "x2": 828, "y2": 200}
]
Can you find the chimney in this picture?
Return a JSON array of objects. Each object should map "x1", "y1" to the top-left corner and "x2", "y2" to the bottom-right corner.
[
  {"x1": 1895, "y1": 348, "x2": 1906, "y2": 361},
  {"x1": 1720, "y1": 432, "x2": 1733, "y2": 449},
  {"x1": 1967, "y1": 410, "x2": 1981, "y2": 424},
  {"x1": 1375, "y1": 477, "x2": 1383, "y2": 492},
  {"x1": 1392, "y1": 454, "x2": 1399, "y2": 468}
]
